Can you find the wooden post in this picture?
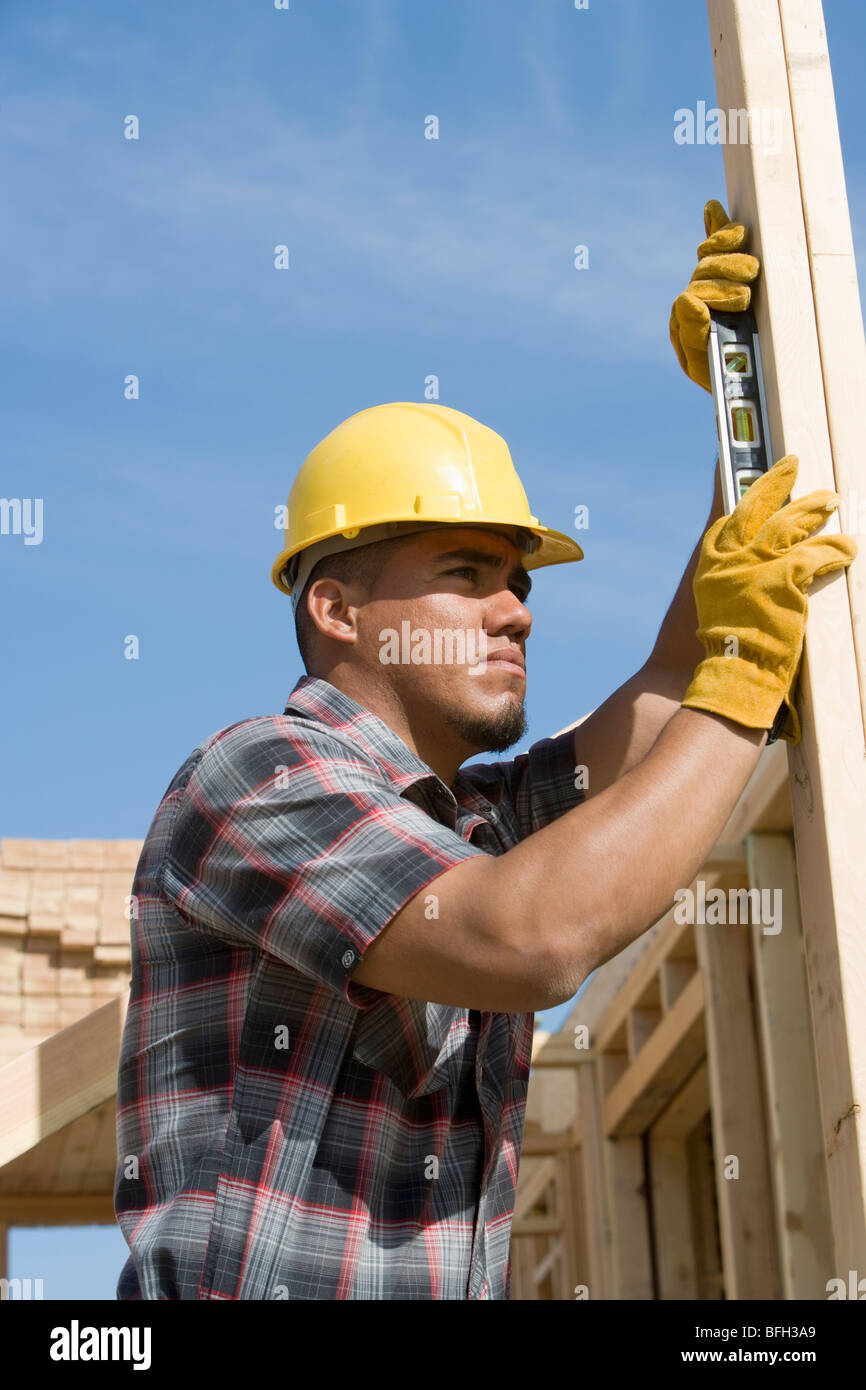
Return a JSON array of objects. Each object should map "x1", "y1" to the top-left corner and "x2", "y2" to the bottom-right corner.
[
  {"x1": 649, "y1": 1062, "x2": 712, "y2": 1300},
  {"x1": 606, "y1": 1137, "x2": 654, "y2": 1299},
  {"x1": 576, "y1": 1063, "x2": 615, "y2": 1299},
  {"x1": 707, "y1": 0, "x2": 866, "y2": 1276},
  {"x1": 695, "y1": 913, "x2": 782, "y2": 1298},
  {"x1": 561, "y1": 1146, "x2": 587, "y2": 1299},
  {"x1": 745, "y1": 831, "x2": 835, "y2": 1296},
  {"x1": 647, "y1": 1139, "x2": 698, "y2": 1299}
]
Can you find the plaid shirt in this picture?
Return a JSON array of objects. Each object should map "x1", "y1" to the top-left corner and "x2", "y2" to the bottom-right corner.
[{"x1": 114, "y1": 675, "x2": 583, "y2": 1300}]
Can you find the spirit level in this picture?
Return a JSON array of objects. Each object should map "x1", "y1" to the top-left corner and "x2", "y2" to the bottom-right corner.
[
  {"x1": 707, "y1": 305, "x2": 789, "y2": 743},
  {"x1": 707, "y1": 306, "x2": 776, "y2": 514}
]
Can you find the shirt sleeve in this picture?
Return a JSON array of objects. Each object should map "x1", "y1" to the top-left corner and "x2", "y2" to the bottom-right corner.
[
  {"x1": 455, "y1": 727, "x2": 585, "y2": 839},
  {"x1": 160, "y1": 716, "x2": 487, "y2": 1007}
]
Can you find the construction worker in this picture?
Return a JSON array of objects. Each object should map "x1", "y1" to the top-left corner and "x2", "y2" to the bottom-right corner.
[{"x1": 114, "y1": 200, "x2": 856, "y2": 1301}]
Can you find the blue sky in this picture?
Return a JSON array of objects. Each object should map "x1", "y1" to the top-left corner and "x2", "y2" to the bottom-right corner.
[{"x1": 3, "y1": 0, "x2": 865, "y2": 1298}]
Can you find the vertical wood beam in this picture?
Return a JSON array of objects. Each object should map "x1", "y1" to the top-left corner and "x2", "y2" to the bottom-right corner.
[
  {"x1": 576, "y1": 1062, "x2": 614, "y2": 1298},
  {"x1": 746, "y1": 831, "x2": 835, "y2": 1296},
  {"x1": 687, "y1": 1117, "x2": 726, "y2": 1298},
  {"x1": 706, "y1": 0, "x2": 866, "y2": 1274},
  {"x1": 606, "y1": 1137, "x2": 654, "y2": 1299},
  {"x1": 562, "y1": 1146, "x2": 587, "y2": 1299},
  {"x1": 777, "y1": 0, "x2": 866, "y2": 715},
  {"x1": 696, "y1": 919, "x2": 782, "y2": 1297},
  {"x1": 648, "y1": 1138, "x2": 699, "y2": 1299}
]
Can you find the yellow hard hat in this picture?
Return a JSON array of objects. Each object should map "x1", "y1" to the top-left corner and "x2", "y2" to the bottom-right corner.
[{"x1": 271, "y1": 401, "x2": 584, "y2": 596}]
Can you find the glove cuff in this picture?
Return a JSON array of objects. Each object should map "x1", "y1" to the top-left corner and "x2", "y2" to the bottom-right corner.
[{"x1": 681, "y1": 655, "x2": 789, "y2": 733}]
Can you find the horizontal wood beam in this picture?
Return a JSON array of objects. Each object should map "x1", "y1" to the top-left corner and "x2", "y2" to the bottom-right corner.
[
  {"x1": 603, "y1": 972, "x2": 706, "y2": 1138},
  {"x1": 0, "y1": 1193, "x2": 115, "y2": 1226},
  {"x1": 0, "y1": 996, "x2": 126, "y2": 1169},
  {"x1": 596, "y1": 909, "x2": 696, "y2": 1054},
  {"x1": 520, "y1": 1132, "x2": 576, "y2": 1156},
  {"x1": 512, "y1": 1215, "x2": 562, "y2": 1237},
  {"x1": 650, "y1": 1061, "x2": 711, "y2": 1141}
]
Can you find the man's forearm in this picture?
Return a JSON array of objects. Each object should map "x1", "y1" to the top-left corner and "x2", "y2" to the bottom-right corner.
[
  {"x1": 648, "y1": 457, "x2": 725, "y2": 682},
  {"x1": 497, "y1": 705, "x2": 766, "y2": 1003}
]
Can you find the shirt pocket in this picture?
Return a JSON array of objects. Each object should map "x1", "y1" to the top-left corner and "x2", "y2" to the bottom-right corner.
[{"x1": 349, "y1": 997, "x2": 473, "y2": 1100}]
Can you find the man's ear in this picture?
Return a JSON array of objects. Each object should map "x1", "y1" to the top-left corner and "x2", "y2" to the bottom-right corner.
[{"x1": 305, "y1": 577, "x2": 361, "y2": 647}]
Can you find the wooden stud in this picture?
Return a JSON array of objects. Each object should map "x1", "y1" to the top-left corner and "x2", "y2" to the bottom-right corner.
[
  {"x1": 745, "y1": 830, "x2": 835, "y2": 1297},
  {"x1": 576, "y1": 1062, "x2": 615, "y2": 1299},
  {"x1": 559, "y1": 1147, "x2": 587, "y2": 1299},
  {"x1": 707, "y1": 0, "x2": 866, "y2": 1273},
  {"x1": 606, "y1": 1137, "x2": 653, "y2": 1299},
  {"x1": 648, "y1": 1138, "x2": 698, "y2": 1299},
  {"x1": 695, "y1": 911, "x2": 781, "y2": 1297},
  {"x1": 687, "y1": 1115, "x2": 726, "y2": 1299}
]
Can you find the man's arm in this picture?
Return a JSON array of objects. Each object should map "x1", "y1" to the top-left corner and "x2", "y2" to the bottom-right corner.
[
  {"x1": 354, "y1": 455, "x2": 854, "y2": 1013},
  {"x1": 353, "y1": 704, "x2": 765, "y2": 1012},
  {"x1": 569, "y1": 460, "x2": 724, "y2": 801}
]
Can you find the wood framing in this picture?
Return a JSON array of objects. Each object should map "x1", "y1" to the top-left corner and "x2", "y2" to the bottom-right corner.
[
  {"x1": 514, "y1": 736, "x2": 797, "y2": 1299},
  {"x1": 707, "y1": 0, "x2": 866, "y2": 1275},
  {"x1": 647, "y1": 1137, "x2": 698, "y2": 1299},
  {"x1": 695, "y1": 905, "x2": 781, "y2": 1298},
  {"x1": 0, "y1": 1194, "x2": 115, "y2": 1226},
  {"x1": 745, "y1": 831, "x2": 834, "y2": 1296},
  {"x1": 686, "y1": 1116, "x2": 726, "y2": 1299},
  {"x1": 603, "y1": 972, "x2": 705, "y2": 1138},
  {"x1": 575, "y1": 1061, "x2": 615, "y2": 1298},
  {"x1": 607, "y1": 1138, "x2": 653, "y2": 1299},
  {"x1": 0, "y1": 995, "x2": 127, "y2": 1169}
]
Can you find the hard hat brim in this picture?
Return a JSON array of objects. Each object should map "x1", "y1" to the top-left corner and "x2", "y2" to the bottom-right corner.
[{"x1": 271, "y1": 516, "x2": 583, "y2": 595}]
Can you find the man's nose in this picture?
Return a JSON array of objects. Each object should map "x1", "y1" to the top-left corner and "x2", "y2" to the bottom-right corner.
[{"x1": 486, "y1": 588, "x2": 532, "y2": 641}]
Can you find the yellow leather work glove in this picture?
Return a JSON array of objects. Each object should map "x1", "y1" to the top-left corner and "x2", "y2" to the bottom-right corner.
[
  {"x1": 681, "y1": 454, "x2": 857, "y2": 743},
  {"x1": 670, "y1": 198, "x2": 761, "y2": 391}
]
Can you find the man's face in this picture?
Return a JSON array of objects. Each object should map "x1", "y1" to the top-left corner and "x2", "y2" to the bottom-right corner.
[{"x1": 356, "y1": 526, "x2": 532, "y2": 754}]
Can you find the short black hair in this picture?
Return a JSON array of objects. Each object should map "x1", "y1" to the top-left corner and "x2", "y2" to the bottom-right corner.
[{"x1": 293, "y1": 534, "x2": 416, "y2": 672}]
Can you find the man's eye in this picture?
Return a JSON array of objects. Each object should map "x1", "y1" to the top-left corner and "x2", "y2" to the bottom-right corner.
[{"x1": 447, "y1": 566, "x2": 476, "y2": 580}]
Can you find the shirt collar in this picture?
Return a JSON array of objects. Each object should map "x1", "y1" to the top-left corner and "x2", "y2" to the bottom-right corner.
[{"x1": 283, "y1": 675, "x2": 458, "y2": 803}]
